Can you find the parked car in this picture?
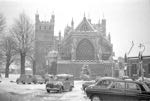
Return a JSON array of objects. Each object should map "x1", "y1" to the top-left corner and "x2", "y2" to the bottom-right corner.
[
  {"x1": 16, "y1": 74, "x2": 33, "y2": 84},
  {"x1": 46, "y1": 74, "x2": 74, "y2": 93},
  {"x1": 32, "y1": 75, "x2": 45, "y2": 84},
  {"x1": 85, "y1": 77, "x2": 150, "y2": 101}
]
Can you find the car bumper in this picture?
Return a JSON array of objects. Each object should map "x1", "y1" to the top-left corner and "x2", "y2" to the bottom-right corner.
[
  {"x1": 46, "y1": 87, "x2": 60, "y2": 91},
  {"x1": 37, "y1": 81, "x2": 44, "y2": 83}
]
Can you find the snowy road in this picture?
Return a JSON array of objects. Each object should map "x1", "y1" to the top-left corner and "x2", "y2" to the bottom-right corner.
[{"x1": 0, "y1": 77, "x2": 90, "y2": 101}]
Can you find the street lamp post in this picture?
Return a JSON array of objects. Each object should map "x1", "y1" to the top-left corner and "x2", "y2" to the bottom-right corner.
[
  {"x1": 124, "y1": 41, "x2": 134, "y2": 77},
  {"x1": 124, "y1": 53, "x2": 128, "y2": 76}
]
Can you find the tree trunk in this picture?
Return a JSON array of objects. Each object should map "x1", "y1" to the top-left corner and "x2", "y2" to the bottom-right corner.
[
  {"x1": 5, "y1": 56, "x2": 10, "y2": 78},
  {"x1": 32, "y1": 60, "x2": 36, "y2": 75},
  {"x1": 21, "y1": 52, "x2": 26, "y2": 75}
]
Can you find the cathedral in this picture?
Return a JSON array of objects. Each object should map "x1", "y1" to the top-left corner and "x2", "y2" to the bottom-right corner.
[
  {"x1": 34, "y1": 13, "x2": 114, "y2": 78},
  {"x1": 60, "y1": 15, "x2": 113, "y2": 61}
]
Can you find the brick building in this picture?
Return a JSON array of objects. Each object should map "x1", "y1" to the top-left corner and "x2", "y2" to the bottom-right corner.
[{"x1": 127, "y1": 56, "x2": 150, "y2": 79}]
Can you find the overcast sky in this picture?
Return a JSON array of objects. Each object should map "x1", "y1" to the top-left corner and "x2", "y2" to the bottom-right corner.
[{"x1": 0, "y1": 0, "x2": 150, "y2": 58}]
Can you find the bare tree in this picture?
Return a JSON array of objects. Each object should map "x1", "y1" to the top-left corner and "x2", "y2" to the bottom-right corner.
[
  {"x1": 0, "y1": 13, "x2": 6, "y2": 34},
  {"x1": 26, "y1": 46, "x2": 36, "y2": 75},
  {"x1": 10, "y1": 12, "x2": 34, "y2": 75},
  {"x1": 0, "y1": 35, "x2": 17, "y2": 78}
]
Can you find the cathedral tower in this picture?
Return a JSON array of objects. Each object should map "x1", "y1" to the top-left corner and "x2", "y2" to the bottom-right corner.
[{"x1": 35, "y1": 13, "x2": 55, "y2": 74}]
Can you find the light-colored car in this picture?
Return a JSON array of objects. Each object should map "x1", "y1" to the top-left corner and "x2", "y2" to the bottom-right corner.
[{"x1": 46, "y1": 74, "x2": 74, "y2": 93}]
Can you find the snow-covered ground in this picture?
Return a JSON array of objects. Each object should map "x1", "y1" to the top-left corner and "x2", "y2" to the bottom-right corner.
[
  {"x1": 60, "y1": 81, "x2": 90, "y2": 101},
  {"x1": 0, "y1": 74, "x2": 90, "y2": 101}
]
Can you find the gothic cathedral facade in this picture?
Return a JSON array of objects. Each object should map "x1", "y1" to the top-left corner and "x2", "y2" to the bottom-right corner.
[{"x1": 60, "y1": 16, "x2": 113, "y2": 61}]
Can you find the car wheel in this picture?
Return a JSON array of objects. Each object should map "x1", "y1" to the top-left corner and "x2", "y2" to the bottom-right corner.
[
  {"x1": 47, "y1": 89, "x2": 50, "y2": 93},
  {"x1": 91, "y1": 96, "x2": 101, "y2": 101},
  {"x1": 22, "y1": 81, "x2": 25, "y2": 84},
  {"x1": 33, "y1": 81, "x2": 36, "y2": 84}
]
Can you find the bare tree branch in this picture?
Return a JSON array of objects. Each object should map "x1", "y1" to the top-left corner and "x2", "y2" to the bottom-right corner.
[
  {"x1": 10, "y1": 12, "x2": 34, "y2": 75},
  {"x1": 0, "y1": 35, "x2": 17, "y2": 77},
  {"x1": 0, "y1": 13, "x2": 6, "y2": 34}
]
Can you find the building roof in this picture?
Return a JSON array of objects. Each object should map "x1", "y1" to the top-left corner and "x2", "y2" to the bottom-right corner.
[{"x1": 75, "y1": 17, "x2": 95, "y2": 32}]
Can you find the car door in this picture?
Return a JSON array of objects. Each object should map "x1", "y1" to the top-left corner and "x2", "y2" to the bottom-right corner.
[
  {"x1": 108, "y1": 81, "x2": 126, "y2": 101},
  {"x1": 125, "y1": 82, "x2": 141, "y2": 101}
]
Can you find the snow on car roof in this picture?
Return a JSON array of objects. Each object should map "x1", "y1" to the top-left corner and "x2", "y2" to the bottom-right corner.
[
  {"x1": 100, "y1": 77, "x2": 119, "y2": 80},
  {"x1": 56, "y1": 74, "x2": 73, "y2": 77}
]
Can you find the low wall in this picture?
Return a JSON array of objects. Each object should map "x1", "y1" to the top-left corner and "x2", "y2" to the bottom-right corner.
[{"x1": 57, "y1": 62, "x2": 113, "y2": 79}]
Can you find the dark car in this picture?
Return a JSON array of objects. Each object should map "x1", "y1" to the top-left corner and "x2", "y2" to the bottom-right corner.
[
  {"x1": 32, "y1": 75, "x2": 45, "y2": 84},
  {"x1": 46, "y1": 74, "x2": 74, "y2": 93},
  {"x1": 85, "y1": 77, "x2": 150, "y2": 101},
  {"x1": 16, "y1": 74, "x2": 33, "y2": 84}
]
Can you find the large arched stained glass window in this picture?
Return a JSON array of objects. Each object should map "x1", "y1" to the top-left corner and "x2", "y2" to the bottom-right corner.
[{"x1": 76, "y1": 39, "x2": 95, "y2": 60}]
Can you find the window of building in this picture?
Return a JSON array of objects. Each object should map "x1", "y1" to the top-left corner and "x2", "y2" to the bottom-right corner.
[
  {"x1": 131, "y1": 64, "x2": 137, "y2": 74},
  {"x1": 148, "y1": 63, "x2": 150, "y2": 74},
  {"x1": 45, "y1": 26, "x2": 46, "y2": 30}
]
